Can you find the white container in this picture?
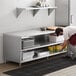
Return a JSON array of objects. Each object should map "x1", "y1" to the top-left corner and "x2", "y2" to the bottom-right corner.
[
  {"x1": 23, "y1": 51, "x2": 34, "y2": 60},
  {"x1": 49, "y1": 35, "x2": 64, "y2": 43},
  {"x1": 38, "y1": 51, "x2": 49, "y2": 56}
]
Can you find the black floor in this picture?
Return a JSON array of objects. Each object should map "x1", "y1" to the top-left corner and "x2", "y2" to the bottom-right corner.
[{"x1": 4, "y1": 55, "x2": 76, "y2": 76}]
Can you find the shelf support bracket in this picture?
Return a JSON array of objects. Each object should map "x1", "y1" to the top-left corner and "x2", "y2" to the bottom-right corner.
[
  {"x1": 32, "y1": 9, "x2": 39, "y2": 16},
  {"x1": 48, "y1": 9, "x2": 54, "y2": 16},
  {"x1": 16, "y1": 8, "x2": 24, "y2": 17}
]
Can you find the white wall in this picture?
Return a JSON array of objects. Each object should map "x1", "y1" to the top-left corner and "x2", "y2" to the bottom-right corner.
[{"x1": 0, "y1": 0, "x2": 55, "y2": 63}]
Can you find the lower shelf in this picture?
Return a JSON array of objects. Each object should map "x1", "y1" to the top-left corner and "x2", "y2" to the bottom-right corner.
[{"x1": 21, "y1": 50, "x2": 67, "y2": 63}]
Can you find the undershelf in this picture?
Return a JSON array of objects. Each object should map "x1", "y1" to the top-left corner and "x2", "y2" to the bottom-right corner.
[{"x1": 16, "y1": 6, "x2": 57, "y2": 17}]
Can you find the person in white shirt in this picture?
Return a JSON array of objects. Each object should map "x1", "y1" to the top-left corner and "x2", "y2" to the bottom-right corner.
[{"x1": 55, "y1": 26, "x2": 76, "y2": 58}]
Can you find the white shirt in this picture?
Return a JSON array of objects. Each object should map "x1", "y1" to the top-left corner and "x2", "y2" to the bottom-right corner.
[{"x1": 63, "y1": 26, "x2": 76, "y2": 40}]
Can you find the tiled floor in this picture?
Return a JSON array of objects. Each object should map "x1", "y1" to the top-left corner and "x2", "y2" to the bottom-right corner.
[
  {"x1": 0, "y1": 62, "x2": 76, "y2": 76},
  {"x1": 44, "y1": 65, "x2": 76, "y2": 76}
]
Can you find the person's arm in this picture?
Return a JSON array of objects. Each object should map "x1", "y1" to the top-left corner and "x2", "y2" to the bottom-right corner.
[{"x1": 61, "y1": 40, "x2": 68, "y2": 51}]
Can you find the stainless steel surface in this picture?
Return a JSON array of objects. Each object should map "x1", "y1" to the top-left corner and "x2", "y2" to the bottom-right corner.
[{"x1": 55, "y1": 0, "x2": 70, "y2": 26}]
